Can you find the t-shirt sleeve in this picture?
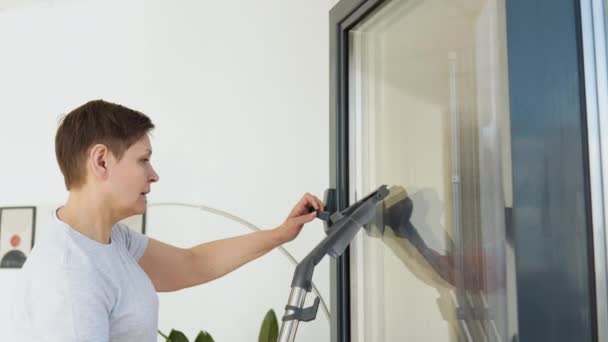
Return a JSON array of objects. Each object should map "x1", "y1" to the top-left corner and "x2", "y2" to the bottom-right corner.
[{"x1": 114, "y1": 223, "x2": 149, "y2": 261}]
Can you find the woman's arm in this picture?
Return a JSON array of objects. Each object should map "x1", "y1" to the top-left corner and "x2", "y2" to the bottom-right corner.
[{"x1": 139, "y1": 193, "x2": 324, "y2": 292}]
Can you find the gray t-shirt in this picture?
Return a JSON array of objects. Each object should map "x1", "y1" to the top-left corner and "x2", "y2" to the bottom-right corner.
[{"x1": 9, "y1": 209, "x2": 159, "y2": 341}]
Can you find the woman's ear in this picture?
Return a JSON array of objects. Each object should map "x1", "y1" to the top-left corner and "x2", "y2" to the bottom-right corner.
[{"x1": 89, "y1": 144, "x2": 109, "y2": 180}]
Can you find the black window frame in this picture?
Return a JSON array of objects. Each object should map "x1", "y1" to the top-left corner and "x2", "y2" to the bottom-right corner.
[{"x1": 329, "y1": 1, "x2": 387, "y2": 342}]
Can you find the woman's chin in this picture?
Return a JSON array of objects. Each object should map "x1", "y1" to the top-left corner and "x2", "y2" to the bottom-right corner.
[
  {"x1": 131, "y1": 198, "x2": 147, "y2": 215},
  {"x1": 135, "y1": 203, "x2": 147, "y2": 215}
]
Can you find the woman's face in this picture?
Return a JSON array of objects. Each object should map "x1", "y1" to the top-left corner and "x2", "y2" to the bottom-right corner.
[{"x1": 106, "y1": 135, "x2": 159, "y2": 219}]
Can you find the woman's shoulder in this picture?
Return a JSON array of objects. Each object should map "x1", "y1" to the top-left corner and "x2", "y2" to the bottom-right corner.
[
  {"x1": 22, "y1": 219, "x2": 70, "y2": 268},
  {"x1": 20, "y1": 236, "x2": 113, "y2": 293},
  {"x1": 111, "y1": 222, "x2": 149, "y2": 259},
  {"x1": 25, "y1": 219, "x2": 104, "y2": 276}
]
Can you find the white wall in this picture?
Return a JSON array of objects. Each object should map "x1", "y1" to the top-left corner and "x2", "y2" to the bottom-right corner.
[{"x1": 0, "y1": 0, "x2": 333, "y2": 340}]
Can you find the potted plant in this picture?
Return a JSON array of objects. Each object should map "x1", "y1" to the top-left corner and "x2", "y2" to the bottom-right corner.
[{"x1": 158, "y1": 309, "x2": 279, "y2": 342}]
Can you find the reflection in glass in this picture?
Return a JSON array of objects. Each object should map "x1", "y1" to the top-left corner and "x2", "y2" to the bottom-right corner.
[
  {"x1": 347, "y1": 0, "x2": 516, "y2": 341},
  {"x1": 379, "y1": 186, "x2": 511, "y2": 341}
]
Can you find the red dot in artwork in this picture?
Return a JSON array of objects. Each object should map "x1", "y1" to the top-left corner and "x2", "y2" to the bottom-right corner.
[{"x1": 10, "y1": 235, "x2": 21, "y2": 248}]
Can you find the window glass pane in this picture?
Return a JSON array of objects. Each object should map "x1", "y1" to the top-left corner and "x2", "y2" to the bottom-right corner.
[{"x1": 348, "y1": 0, "x2": 517, "y2": 341}]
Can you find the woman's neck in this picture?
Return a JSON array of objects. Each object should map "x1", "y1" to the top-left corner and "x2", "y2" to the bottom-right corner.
[{"x1": 57, "y1": 191, "x2": 116, "y2": 244}]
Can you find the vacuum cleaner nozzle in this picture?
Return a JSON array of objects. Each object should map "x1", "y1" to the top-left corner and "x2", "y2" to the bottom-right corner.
[{"x1": 382, "y1": 185, "x2": 416, "y2": 239}]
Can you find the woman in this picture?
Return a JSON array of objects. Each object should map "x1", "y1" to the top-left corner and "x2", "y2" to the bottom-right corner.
[{"x1": 9, "y1": 100, "x2": 324, "y2": 341}]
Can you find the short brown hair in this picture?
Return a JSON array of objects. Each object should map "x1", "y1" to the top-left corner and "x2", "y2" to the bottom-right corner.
[{"x1": 55, "y1": 99, "x2": 155, "y2": 190}]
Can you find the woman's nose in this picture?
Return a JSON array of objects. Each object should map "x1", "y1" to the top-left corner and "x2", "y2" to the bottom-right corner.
[{"x1": 149, "y1": 168, "x2": 159, "y2": 183}]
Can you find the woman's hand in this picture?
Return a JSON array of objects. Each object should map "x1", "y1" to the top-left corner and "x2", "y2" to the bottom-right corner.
[{"x1": 275, "y1": 193, "x2": 325, "y2": 243}]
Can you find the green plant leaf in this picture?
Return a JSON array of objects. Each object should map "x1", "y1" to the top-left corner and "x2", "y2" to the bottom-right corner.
[
  {"x1": 168, "y1": 329, "x2": 190, "y2": 342},
  {"x1": 258, "y1": 309, "x2": 279, "y2": 342},
  {"x1": 158, "y1": 329, "x2": 170, "y2": 341},
  {"x1": 194, "y1": 330, "x2": 215, "y2": 342}
]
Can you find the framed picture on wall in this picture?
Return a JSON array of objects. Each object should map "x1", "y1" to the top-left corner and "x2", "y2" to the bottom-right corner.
[
  {"x1": 0, "y1": 206, "x2": 36, "y2": 269},
  {"x1": 120, "y1": 210, "x2": 147, "y2": 235}
]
